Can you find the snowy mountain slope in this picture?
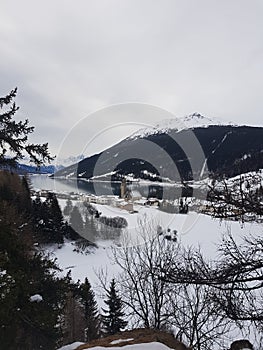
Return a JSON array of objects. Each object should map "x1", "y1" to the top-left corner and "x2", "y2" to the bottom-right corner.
[
  {"x1": 54, "y1": 123, "x2": 263, "y2": 182},
  {"x1": 55, "y1": 154, "x2": 85, "y2": 167},
  {"x1": 128, "y1": 113, "x2": 227, "y2": 140}
]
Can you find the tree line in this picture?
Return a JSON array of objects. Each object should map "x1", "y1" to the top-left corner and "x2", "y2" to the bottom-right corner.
[
  {"x1": 0, "y1": 170, "x2": 128, "y2": 349},
  {"x1": 0, "y1": 89, "x2": 128, "y2": 348},
  {"x1": 63, "y1": 200, "x2": 128, "y2": 246}
]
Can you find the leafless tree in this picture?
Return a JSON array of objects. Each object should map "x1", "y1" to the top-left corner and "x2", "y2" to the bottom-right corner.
[
  {"x1": 162, "y1": 173, "x2": 263, "y2": 348},
  {"x1": 207, "y1": 171, "x2": 263, "y2": 222},
  {"x1": 170, "y1": 283, "x2": 233, "y2": 350},
  {"x1": 111, "y1": 219, "x2": 180, "y2": 330},
  {"x1": 164, "y1": 235, "x2": 263, "y2": 334},
  {"x1": 109, "y1": 219, "x2": 234, "y2": 349}
]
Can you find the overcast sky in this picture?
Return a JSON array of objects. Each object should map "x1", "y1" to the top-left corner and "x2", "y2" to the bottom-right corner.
[{"x1": 1, "y1": 0, "x2": 263, "y2": 158}]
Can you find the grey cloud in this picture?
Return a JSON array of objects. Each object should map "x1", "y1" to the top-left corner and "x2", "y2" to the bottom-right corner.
[{"x1": 0, "y1": 0, "x2": 263, "y2": 156}]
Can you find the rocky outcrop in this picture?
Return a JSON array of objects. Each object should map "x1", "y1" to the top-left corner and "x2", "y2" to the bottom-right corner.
[
  {"x1": 230, "y1": 339, "x2": 253, "y2": 350},
  {"x1": 76, "y1": 328, "x2": 191, "y2": 349}
]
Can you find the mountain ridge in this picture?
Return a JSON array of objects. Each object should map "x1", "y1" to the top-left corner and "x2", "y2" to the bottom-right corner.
[
  {"x1": 128, "y1": 112, "x2": 230, "y2": 140},
  {"x1": 53, "y1": 116, "x2": 263, "y2": 182}
]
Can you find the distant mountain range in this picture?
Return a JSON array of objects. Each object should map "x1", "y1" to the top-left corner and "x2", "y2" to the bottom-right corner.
[
  {"x1": 55, "y1": 154, "x2": 85, "y2": 168},
  {"x1": 17, "y1": 163, "x2": 57, "y2": 174},
  {"x1": 8, "y1": 154, "x2": 86, "y2": 175},
  {"x1": 0, "y1": 163, "x2": 58, "y2": 175},
  {"x1": 53, "y1": 114, "x2": 263, "y2": 182}
]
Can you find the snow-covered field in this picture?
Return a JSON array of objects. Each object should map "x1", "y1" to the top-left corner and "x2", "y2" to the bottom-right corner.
[
  {"x1": 49, "y1": 201, "x2": 262, "y2": 350},
  {"x1": 48, "y1": 201, "x2": 262, "y2": 288}
]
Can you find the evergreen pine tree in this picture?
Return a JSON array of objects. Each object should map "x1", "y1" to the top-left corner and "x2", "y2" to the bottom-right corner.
[
  {"x1": 0, "y1": 177, "x2": 70, "y2": 349},
  {"x1": 0, "y1": 88, "x2": 53, "y2": 167},
  {"x1": 32, "y1": 192, "x2": 66, "y2": 244},
  {"x1": 32, "y1": 192, "x2": 42, "y2": 210},
  {"x1": 46, "y1": 193, "x2": 64, "y2": 228},
  {"x1": 102, "y1": 279, "x2": 127, "y2": 335},
  {"x1": 32, "y1": 192, "x2": 44, "y2": 226},
  {"x1": 79, "y1": 277, "x2": 100, "y2": 342},
  {"x1": 64, "y1": 221, "x2": 81, "y2": 241},
  {"x1": 42, "y1": 192, "x2": 65, "y2": 244},
  {"x1": 19, "y1": 175, "x2": 32, "y2": 214}
]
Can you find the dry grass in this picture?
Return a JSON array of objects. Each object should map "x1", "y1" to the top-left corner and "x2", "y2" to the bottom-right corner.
[{"x1": 76, "y1": 328, "x2": 191, "y2": 349}]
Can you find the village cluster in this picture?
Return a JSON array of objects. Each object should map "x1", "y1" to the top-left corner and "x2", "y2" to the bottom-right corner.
[{"x1": 33, "y1": 178, "x2": 196, "y2": 216}]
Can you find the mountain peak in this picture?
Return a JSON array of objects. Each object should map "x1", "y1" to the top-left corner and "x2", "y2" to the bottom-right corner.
[
  {"x1": 184, "y1": 112, "x2": 210, "y2": 121},
  {"x1": 129, "y1": 113, "x2": 226, "y2": 140},
  {"x1": 55, "y1": 154, "x2": 85, "y2": 167},
  {"x1": 179, "y1": 112, "x2": 222, "y2": 128}
]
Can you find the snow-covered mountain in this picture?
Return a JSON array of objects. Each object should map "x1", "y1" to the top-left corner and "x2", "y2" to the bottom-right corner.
[
  {"x1": 55, "y1": 154, "x2": 85, "y2": 168},
  {"x1": 10, "y1": 154, "x2": 86, "y2": 175},
  {"x1": 128, "y1": 113, "x2": 233, "y2": 140},
  {"x1": 53, "y1": 115, "x2": 263, "y2": 182}
]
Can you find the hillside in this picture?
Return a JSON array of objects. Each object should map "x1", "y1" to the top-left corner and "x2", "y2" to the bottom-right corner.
[{"x1": 53, "y1": 116, "x2": 263, "y2": 182}]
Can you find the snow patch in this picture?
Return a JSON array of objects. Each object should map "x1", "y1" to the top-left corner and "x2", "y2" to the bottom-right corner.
[
  {"x1": 0, "y1": 270, "x2": 7, "y2": 277},
  {"x1": 110, "y1": 338, "x2": 134, "y2": 345},
  {"x1": 242, "y1": 153, "x2": 251, "y2": 160},
  {"x1": 85, "y1": 342, "x2": 174, "y2": 350},
  {"x1": 29, "y1": 294, "x2": 43, "y2": 303},
  {"x1": 90, "y1": 171, "x2": 117, "y2": 180},
  {"x1": 56, "y1": 341, "x2": 85, "y2": 350},
  {"x1": 78, "y1": 172, "x2": 86, "y2": 177}
]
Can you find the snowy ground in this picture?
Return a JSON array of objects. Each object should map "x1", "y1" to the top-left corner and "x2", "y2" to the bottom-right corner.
[
  {"x1": 93, "y1": 203, "x2": 262, "y2": 253},
  {"x1": 57, "y1": 342, "x2": 85, "y2": 350},
  {"x1": 59, "y1": 198, "x2": 262, "y2": 251},
  {"x1": 50, "y1": 202, "x2": 262, "y2": 350},
  {"x1": 47, "y1": 202, "x2": 262, "y2": 294},
  {"x1": 57, "y1": 341, "x2": 176, "y2": 350},
  {"x1": 83, "y1": 343, "x2": 176, "y2": 350}
]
